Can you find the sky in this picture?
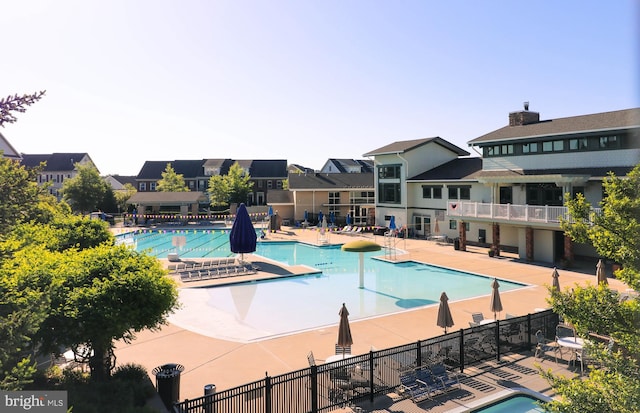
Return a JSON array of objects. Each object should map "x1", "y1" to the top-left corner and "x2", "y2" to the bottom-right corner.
[{"x1": 2, "y1": 1, "x2": 639, "y2": 176}]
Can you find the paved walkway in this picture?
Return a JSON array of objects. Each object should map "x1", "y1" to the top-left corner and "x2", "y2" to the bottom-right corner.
[{"x1": 114, "y1": 227, "x2": 629, "y2": 404}]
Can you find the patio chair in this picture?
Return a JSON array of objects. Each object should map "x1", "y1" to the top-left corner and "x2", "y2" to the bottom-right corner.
[
  {"x1": 534, "y1": 330, "x2": 559, "y2": 363},
  {"x1": 472, "y1": 312, "x2": 485, "y2": 323},
  {"x1": 307, "y1": 351, "x2": 316, "y2": 367},
  {"x1": 429, "y1": 363, "x2": 461, "y2": 392},
  {"x1": 335, "y1": 344, "x2": 351, "y2": 356}
]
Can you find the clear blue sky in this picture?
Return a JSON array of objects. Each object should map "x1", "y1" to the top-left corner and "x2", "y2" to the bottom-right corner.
[{"x1": 2, "y1": 0, "x2": 638, "y2": 176}]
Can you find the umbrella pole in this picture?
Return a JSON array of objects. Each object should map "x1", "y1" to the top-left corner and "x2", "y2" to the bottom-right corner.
[{"x1": 359, "y1": 252, "x2": 364, "y2": 289}]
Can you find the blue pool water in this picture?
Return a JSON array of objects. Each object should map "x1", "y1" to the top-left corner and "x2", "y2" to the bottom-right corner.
[
  {"x1": 117, "y1": 230, "x2": 527, "y2": 341},
  {"x1": 470, "y1": 394, "x2": 547, "y2": 412}
]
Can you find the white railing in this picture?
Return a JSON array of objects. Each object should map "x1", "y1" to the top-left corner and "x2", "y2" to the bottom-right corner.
[{"x1": 447, "y1": 202, "x2": 600, "y2": 225}]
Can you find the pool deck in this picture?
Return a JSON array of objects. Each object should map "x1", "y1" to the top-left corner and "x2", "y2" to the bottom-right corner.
[{"x1": 112, "y1": 226, "x2": 630, "y2": 411}]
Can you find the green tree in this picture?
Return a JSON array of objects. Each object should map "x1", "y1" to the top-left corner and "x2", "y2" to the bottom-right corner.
[
  {"x1": 0, "y1": 155, "x2": 46, "y2": 234},
  {"x1": 11, "y1": 244, "x2": 178, "y2": 382},
  {"x1": 560, "y1": 164, "x2": 640, "y2": 290},
  {"x1": 0, "y1": 91, "x2": 46, "y2": 127},
  {"x1": 96, "y1": 184, "x2": 118, "y2": 213},
  {"x1": 156, "y1": 163, "x2": 188, "y2": 192},
  {"x1": 541, "y1": 164, "x2": 640, "y2": 413},
  {"x1": 207, "y1": 162, "x2": 253, "y2": 207},
  {"x1": 0, "y1": 262, "x2": 48, "y2": 390},
  {"x1": 115, "y1": 183, "x2": 137, "y2": 213},
  {"x1": 61, "y1": 163, "x2": 108, "y2": 214}
]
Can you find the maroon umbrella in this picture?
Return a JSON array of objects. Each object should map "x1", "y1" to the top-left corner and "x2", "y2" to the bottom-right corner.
[
  {"x1": 436, "y1": 292, "x2": 454, "y2": 333},
  {"x1": 337, "y1": 303, "x2": 353, "y2": 357}
]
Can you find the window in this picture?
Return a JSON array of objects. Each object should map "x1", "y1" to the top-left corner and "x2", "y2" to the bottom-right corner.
[
  {"x1": 257, "y1": 180, "x2": 263, "y2": 188},
  {"x1": 501, "y1": 144, "x2": 514, "y2": 155},
  {"x1": 499, "y1": 187, "x2": 512, "y2": 204},
  {"x1": 572, "y1": 186, "x2": 585, "y2": 198},
  {"x1": 543, "y1": 140, "x2": 564, "y2": 152},
  {"x1": 422, "y1": 185, "x2": 443, "y2": 199},
  {"x1": 599, "y1": 136, "x2": 619, "y2": 148},
  {"x1": 569, "y1": 138, "x2": 588, "y2": 150},
  {"x1": 448, "y1": 185, "x2": 471, "y2": 200},
  {"x1": 150, "y1": 182, "x2": 156, "y2": 191},
  {"x1": 267, "y1": 180, "x2": 273, "y2": 189},
  {"x1": 378, "y1": 183, "x2": 401, "y2": 204},
  {"x1": 449, "y1": 220, "x2": 457, "y2": 230},
  {"x1": 378, "y1": 165, "x2": 401, "y2": 179},
  {"x1": 139, "y1": 182, "x2": 146, "y2": 191},
  {"x1": 522, "y1": 142, "x2": 538, "y2": 153},
  {"x1": 276, "y1": 180, "x2": 283, "y2": 189},
  {"x1": 329, "y1": 192, "x2": 340, "y2": 204}
]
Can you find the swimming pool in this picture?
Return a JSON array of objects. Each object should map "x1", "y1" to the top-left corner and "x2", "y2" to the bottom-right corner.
[
  {"x1": 453, "y1": 389, "x2": 550, "y2": 413},
  {"x1": 116, "y1": 228, "x2": 249, "y2": 259},
  {"x1": 119, "y1": 230, "x2": 527, "y2": 341}
]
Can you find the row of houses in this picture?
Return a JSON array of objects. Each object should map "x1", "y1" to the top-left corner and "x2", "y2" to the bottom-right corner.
[{"x1": 2, "y1": 105, "x2": 639, "y2": 265}]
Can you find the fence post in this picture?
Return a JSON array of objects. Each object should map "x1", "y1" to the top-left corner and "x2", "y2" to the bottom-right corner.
[
  {"x1": 310, "y1": 365, "x2": 318, "y2": 413},
  {"x1": 264, "y1": 373, "x2": 271, "y2": 413},
  {"x1": 527, "y1": 313, "x2": 532, "y2": 350},
  {"x1": 495, "y1": 320, "x2": 501, "y2": 363},
  {"x1": 203, "y1": 384, "x2": 215, "y2": 413},
  {"x1": 459, "y1": 329, "x2": 465, "y2": 373},
  {"x1": 416, "y1": 340, "x2": 422, "y2": 367},
  {"x1": 369, "y1": 350, "x2": 375, "y2": 403}
]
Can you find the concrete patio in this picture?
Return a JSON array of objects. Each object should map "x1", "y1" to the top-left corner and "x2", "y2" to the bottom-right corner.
[{"x1": 113, "y1": 226, "x2": 629, "y2": 410}]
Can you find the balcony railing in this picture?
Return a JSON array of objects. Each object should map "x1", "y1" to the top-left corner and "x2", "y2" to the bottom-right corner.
[{"x1": 447, "y1": 202, "x2": 600, "y2": 225}]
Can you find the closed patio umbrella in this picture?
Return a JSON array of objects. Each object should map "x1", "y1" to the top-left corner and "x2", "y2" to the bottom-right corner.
[
  {"x1": 389, "y1": 216, "x2": 396, "y2": 230},
  {"x1": 436, "y1": 292, "x2": 454, "y2": 334},
  {"x1": 346, "y1": 213, "x2": 352, "y2": 226},
  {"x1": 229, "y1": 203, "x2": 257, "y2": 263},
  {"x1": 551, "y1": 267, "x2": 560, "y2": 291},
  {"x1": 317, "y1": 211, "x2": 323, "y2": 226},
  {"x1": 596, "y1": 259, "x2": 608, "y2": 285},
  {"x1": 490, "y1": 278, "x2": 503, "y2": 320},
  {"x1": 337, "y1": 303, "x2": 353, "y2": 357}
]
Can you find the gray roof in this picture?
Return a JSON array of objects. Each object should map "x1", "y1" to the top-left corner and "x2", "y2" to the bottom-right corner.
[
  {"x1": 136, "y1": 160, "x2": 205, "y2": 180},
  {"x1": 326, "y1": 159, "x2": 374, "y2": 173},
  {"x1": 408, "y1": 158, "x2": 483, "y2": 181},
  {"x1": 469, "y1": 108, "x2": 640, "y2": 145},
  {"x1": 363, "y1": 137, "x2": 470, "y2": 157},
  {"x1": 20, "y1": 153, "x2": 93, "y2": 171},
  {"x1": 288, "y1": 172, "x2": 374, "y2": 190},
  {"x1": 267, "y1": 190, "x2": 294, "y2": 204},
  {"x1": 108, "y1": 175, "x2": 137, "y2": 186},
  {"x1": 137, "y1": 159, "x2": 287, "y2": 179}
]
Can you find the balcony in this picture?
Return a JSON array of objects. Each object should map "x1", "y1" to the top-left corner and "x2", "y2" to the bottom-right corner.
[{"x1": 447, "y1": 202, "x2": 600, "y2": 227}]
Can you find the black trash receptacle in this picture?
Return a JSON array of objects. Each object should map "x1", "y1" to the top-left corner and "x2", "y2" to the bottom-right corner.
[
  {"x1": 453, "y1": 238, "x2": 460, "y2": 250},
  {"x1": 153, "y1": 363, "x2": 185, "y2": 409}
]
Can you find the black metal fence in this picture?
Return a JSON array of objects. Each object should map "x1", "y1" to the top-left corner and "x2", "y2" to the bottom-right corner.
[{"x1": 173, "y1": 310, "x2": 558, "y2": 413}]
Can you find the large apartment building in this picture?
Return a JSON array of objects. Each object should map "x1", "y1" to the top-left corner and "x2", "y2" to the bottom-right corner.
[{"x1": 365, "y1": 107, "x2": 640, "y2": 264}]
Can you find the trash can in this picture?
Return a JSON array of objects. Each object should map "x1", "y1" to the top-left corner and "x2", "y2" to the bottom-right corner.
[
  {"x1": 153, "y1": 363, "x2": 185, "y2": 410},
  {"x1": 453, "y1": 237, "x2": 460, "y2": 250}
]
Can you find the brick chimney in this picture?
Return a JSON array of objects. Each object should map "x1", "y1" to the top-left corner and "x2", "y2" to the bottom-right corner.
[{"x1": 509, "y1": 101, "x2": 540, "y2": 126}]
